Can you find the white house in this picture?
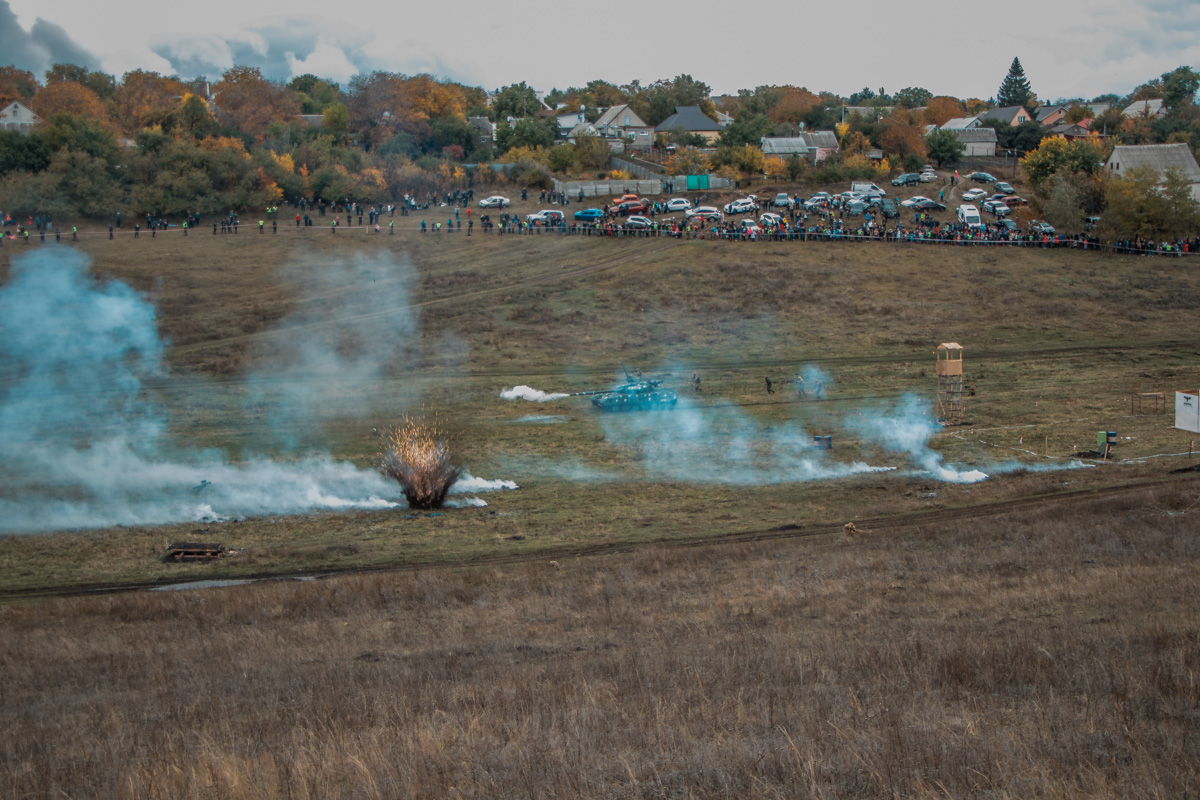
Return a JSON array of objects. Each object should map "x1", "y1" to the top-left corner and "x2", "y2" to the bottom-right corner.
[
  {"x1": 1123, "y1": 98, "x2": 1164, "y2": 119},
  {"x1": 1105, "y1": 143, "x2": 1200, "y2": 201},
  {"x1": 0, "y1": 101, "x2": 40, "y2": 133}
]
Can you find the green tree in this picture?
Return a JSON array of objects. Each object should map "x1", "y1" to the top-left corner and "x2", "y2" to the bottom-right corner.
[
  {"x1": 894, "y1": 87, "x2": 933, "y2": 108},
  {"x1": 1101, "y1": 165, "x2": 1200, "y2": 241},
  {"x1": 546, "y1": 143, "x2": 575, "y2": 172},
  {"x1": 784, "y1": 153, "x2": 807, "y2": 181},
  {"x1": 322, "y1": 102, "x2": 350, "y2": 139},
  {"x1": 491, "y1": 82, "x2": 540, "y2": 120},
  {"x1": 997, "y1": 57, "x2": 1035, "y2": 109},
  {"x1": 289, "y1": 74, "x2": 342, "y2": 114},
  {"x1": 41, "y1": 114, "x2": 119, "y2": 164},
  {"x1": 925, "y1": 127, "x2": 965, "y2": 167},
  {"x1": 717, "y1": 113, "x2": 771, "y2": 147},
  {"x1": 1039, "y1": 173, "x2": 1084, "y2": 233},
  {"x1": 176, "y1": 94, "x2": 214, "y2": 138},
  {"x1": 1159, "y1": 66, "x2": 1200, "y2": 114},
  {"x1": 665, "y1": 147, "x2": 710, "y2": 176},
  {"x1": 494, "y1": 117, "x2": 554, "y2": 152},
  {"x1": 0, "y1": 130, "x2": 52, "y2": 176},
  {"x1": 572, "y1": 133, "x2": 611, "y2": 170}
]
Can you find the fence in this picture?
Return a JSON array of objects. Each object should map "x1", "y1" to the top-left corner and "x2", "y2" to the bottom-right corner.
[{"x1": 552, "y1": 174, "x2": 736, "y2": 199}]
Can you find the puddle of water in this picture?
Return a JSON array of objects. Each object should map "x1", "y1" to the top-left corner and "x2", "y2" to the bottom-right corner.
[{"x1": 150, "y1": 576, "x2": 316, "y2": 592}]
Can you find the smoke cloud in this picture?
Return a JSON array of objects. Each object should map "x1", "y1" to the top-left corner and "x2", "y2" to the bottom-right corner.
[
  {"x1": 0, "y1": 0, "x2": 99, "y2": 76},
  {"x1": 244, "y1": 251, "x2": 420, "y2": 444},
  {"x1": 501, "y1": 385, "x2": 570, "y2": 402},
  {"x1": 598, "y1": 400, "x2": 892, "y2": 484},
  {"x1": 845, "y1": 394, "x2": 988, "y2": 483},
  {"x1": 0, "y1": 249, "x2": 509, "y2": 534}
]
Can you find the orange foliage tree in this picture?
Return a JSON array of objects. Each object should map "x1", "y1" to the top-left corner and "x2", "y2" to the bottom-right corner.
[
  {"x1": 213, "y1": 67, "x2": 299, "y2": 142},
  {"x1": 879, "y1": 122, "x2": 928, "y2": 159},
  {"x1": 116, "y1": 70, "x2": 188, "y2": 133},
  {"x1": 923, "y1": 96, "x2": 966, "y2": 126},
  {"x1": 31, "y1": 82, "x2": 112, "y2": 126},
  {"x1": 0, "y1": 66, "x2": 39, "y2": 108},
  {"x1": 768, "y1": 87, "x2": 821, "y2": 124},
  {"x1": 348, "y1": 71, "x2": 469, "y2": 150}
]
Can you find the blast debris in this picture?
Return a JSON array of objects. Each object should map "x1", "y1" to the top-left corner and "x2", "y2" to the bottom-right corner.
[{"x1": 378, "y1": 417, "x2": 462, "y2": 509}]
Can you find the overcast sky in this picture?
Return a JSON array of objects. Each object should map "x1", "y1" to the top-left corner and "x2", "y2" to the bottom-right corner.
[{"x1": 5, "y1": 0, "x2": 1199, "y2": 102}]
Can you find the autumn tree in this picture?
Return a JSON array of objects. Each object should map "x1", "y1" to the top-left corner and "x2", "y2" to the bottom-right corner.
[
  {"x1": 116, "y1": 70, "x2": 188, "y2": 133},
  {"x1": 1100, "y1": 165, "x2": 1200, "y2": 242},
  {"x1": 624, "y1": 75, "x2": 713, "y2": 127},
  {"x1": 212, "y1": 67, "x2": 299, "y2": 142},
  {"x1": 0, "y1": 66, "x2": 39, "y2": 107},
  {"x1": 768, "y1": 86, "x2": 821, "y2": 124},
  {"x1": 879, "y1": 122, "x2": 927, "y2": 160},
  {"x1": 665, "y1": 147, "x2": 710, "y2": 176},
  {"x1": 573, "y1": 133, "x2": 611, "y2": 170},
  {"x1": 31, "y1": 82, "x2": 111, "y2": 126},
  {"x1": 1020, "y1": 135, "x2": 1105, "y2": 191},
  {"x1": 923, "y1": 96, "x2": 966, "y2": 126},
  {"x1": 46, "y1": 63, "x2": 117, "y2": 100},
  {"x1": 175, "y1": 93, "x2": 214, "y2": 138}
]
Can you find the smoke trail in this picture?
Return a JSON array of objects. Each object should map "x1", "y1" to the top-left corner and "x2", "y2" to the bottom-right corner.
[
  {"x1": 0, "y1": 249, "x2": 512, "y2": 534},
  {"x1": 598, "y1": 400, "x2": 891, "y2": 484},
  {"x1": 501, "y1": 385, "x2": 570, "y2": 402},
  {"x1": 844, "y1": 394, "x2": 988, "y2": 483},
  {"x1": 454, "y1": 473, "x2": 520, "y2": 492}
]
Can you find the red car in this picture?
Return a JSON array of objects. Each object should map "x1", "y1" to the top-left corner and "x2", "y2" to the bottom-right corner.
[
  {"x1": 1004, "y1": 195, "x2": 1028, "y2": 206},
  {"x1": 608, "y1": 199, "x2": 648, "y2": 216}
]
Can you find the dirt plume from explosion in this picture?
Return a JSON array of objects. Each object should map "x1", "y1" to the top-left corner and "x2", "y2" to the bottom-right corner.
[{"x1": 378, "y1": 416, "x2": 462, "y2": 509}]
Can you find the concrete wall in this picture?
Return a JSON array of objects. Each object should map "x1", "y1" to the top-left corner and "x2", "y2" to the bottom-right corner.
[{"x1": 552, "y1": 176, "x2": 736, "y2": 198}]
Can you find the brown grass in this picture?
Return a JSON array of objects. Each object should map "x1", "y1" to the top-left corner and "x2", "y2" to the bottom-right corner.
[{"x1": 1, "y1": 482, "x2": 1197, "y2": 798}]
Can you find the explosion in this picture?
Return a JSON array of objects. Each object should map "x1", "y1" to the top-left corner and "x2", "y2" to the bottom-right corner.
[{"x1": 378, "y1": 416, "x2": 462, "y2": 509}]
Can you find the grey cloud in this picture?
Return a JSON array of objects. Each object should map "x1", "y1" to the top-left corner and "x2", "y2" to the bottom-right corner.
[
  {"x1": 151, "y1": 19, "x2": 469, "y2": 85},
  {"x1": 0, "y1": 0, "x2": 98, "y2": 75}
]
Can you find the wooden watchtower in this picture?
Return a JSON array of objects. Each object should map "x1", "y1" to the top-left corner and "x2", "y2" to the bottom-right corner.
[{"x1": 936, "y1": 343, "x2": 965, "y2": 425}]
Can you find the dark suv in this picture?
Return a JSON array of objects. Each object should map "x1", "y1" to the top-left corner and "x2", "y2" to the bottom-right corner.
[
  {"x1": 892, "y1": 173, "x2": 921, "y2": 186},
  {"x1": 970, "y1": 172, "x2": 997, "y2": 183}
]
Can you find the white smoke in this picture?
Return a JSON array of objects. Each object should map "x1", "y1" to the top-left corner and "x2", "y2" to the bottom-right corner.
[
  {"x1": 844, "y1": 394, "x2": 989, "y2": 483},
  {"x1": 0, "y1": 249, "x2": 512, "y2": 534},
  {"x1": 501, "y1": 385, "x2": 570, "y2": 402},
  {"x1": 453, "y1": 473, "x2": 520, "y2": 492},
  {"x1": 598, "y1": 399, "x2": 891, "y2": 484}
]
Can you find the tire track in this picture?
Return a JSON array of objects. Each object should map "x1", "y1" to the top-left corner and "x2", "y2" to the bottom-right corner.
[{"x1": 3, "y1": 472, "x2": 1191, "y2": 601}]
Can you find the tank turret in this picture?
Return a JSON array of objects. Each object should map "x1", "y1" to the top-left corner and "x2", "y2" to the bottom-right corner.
[{"x1": 571, "y1": 373, "x2": 679, "y2": 412}]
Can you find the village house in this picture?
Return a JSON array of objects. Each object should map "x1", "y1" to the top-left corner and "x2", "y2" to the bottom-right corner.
[
  {"x1": 1123, "y1": 98, "x2": 1164, "y2": 118},
  {"x1": 975, "y1": 105, "x2": 1034, "y2": 126},
  {"x1": 655, "y1": 105, "x2": 723, "y2": 144},
  {"x1": 0, "y1": 101, "x2": 40, "y2": 133},
  {"x1": 1105, "y1": 143, "x2": 1200, "y2": 201},
  {"x1": 593, "y1": 104, "x2": 653, "y2": 149},
  {"x1": 948, "y1": 127, "x2": 998, "y2": 156}
]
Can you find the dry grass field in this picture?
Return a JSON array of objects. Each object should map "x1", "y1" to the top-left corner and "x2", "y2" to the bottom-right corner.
[
  {"x1": 1, "y1": 201, "x2": 1199, "y2": 796},
  {"x1": 0, "y1": 482, "x2": 1196, "y2": 798}
]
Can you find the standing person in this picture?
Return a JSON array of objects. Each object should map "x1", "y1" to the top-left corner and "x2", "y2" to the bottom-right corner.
[
  {"x1": 259, "y1": 219, "x2": 264, "y2": 233},
  {"x1": 71, "y1": 225, "x2": 77, "y2": 241},
  {"x1": 272, "y1": 219, "x2": 277, "y2": 233},
  {"x1": 691, "y1": 372, "x2": 701, "y2": 393},
  {"x1": 108, "y1": 225, "x2": 113, "y2": 240},
  {"x1": 183, "y1": 220, "x2": 188, "y2": 236},
  {"x1": 795, "y1": 373, "x2": 806, "y2": 398},
  {"x1": 764, "y1": 376, "x2": 774, "y2": 394},
  {"x1": 389, "y1": 220, "x2": 394, "y2": 235}
]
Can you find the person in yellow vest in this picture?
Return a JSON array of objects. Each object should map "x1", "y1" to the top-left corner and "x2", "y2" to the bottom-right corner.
[
  {"x1": 71, "y1": 225, "x2": 77, "y2": 241},
  {"x1": 259, "y1": 219, "x2": 264, "y2": 233}
]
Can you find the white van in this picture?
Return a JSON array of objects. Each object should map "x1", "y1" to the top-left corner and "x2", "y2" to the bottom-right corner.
[
  {"x1": 957, "y1": 204, "x2": 982, "y2": 229},
  {"x1": 851, "y1": 181, "x2": 886, "y2": 197}
]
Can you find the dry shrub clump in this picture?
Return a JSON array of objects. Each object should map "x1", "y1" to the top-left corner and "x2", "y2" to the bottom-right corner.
[{"x1": 378, "y1": 415, "x2": 461, "y2": 509}]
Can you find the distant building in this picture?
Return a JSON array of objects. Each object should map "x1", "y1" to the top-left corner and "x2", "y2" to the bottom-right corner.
[
  {"x1": 0, "y1": 101, "x2": 40, "y2": 133},
  {"x1": 1105, "y1": 143, "x2": 1200, "y2": 201},
  {"x1": 468, "y1": 116, "x2": 496, "y2": 143},
  {"x1": 760, "y1": 131, "x2": 839, "y2": 163},
  {"x1": 941, "y1": 116, "x2": 981, "y2": 130},
  {"x1": 947, "y1": 127, "x2": 998, "y2": 157},
  {"x1": 1037, "y1": 106, "x2": 1068, "y2": 126},
  {"x1": 1123, "y1": 98, "x2": 1165, "y2": 118},
  {"x1": 296, "y1": 114, "x2": 326, "y2": 128},
  {"x1": 593, "y1": 104, "x2": 653, "y2": 149},
  {"x1": 1049, "y1": 122, "x2": 1093, "y2": 141},
  {"x1": 655, "y1": 105, "x2": 723, "y2": 144},
  {"x1": 975, "y1": 106, "x2": 1034, "y2": 126}
]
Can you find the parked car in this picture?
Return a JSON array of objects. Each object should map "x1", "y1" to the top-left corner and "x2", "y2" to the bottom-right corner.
[
  {"x1": 851, "y1": 181, "x2": 886, "y2": 196},
  {"x1": 609, "y1": 199, "x2": 648, "y2": 215},
  {"x1": 574, "y1": 208, "x2": 605, "y2": 222},
  {"x1": 1085, "y1": 215, "x2": 1102, "y2": 229},
  {"x1": 892, "y1": 173, "x2": 921, "y2": 186},
  {"x1": 686, "y1": 206, "x2": 723, "y2": 222},
  {"x1": 665, "y1": 197, "x2": 692, "y2": 212},
  {"x1": 759, "y1": 212, "x2": 784, "y2": 227},
  {"x1": 1004, "y1": 195, "x2": 1028, "y2": 206},
  {"x1": 880, "y1": 198, "x2": 899, "y2": 218},
  {"x1": 739, "y1": 219, "x2": 762, "y2": 235},
  {"x1": 919, "y1": 171, "x2": 938, "y2": 183},
  {"x1": 479, "y1": 195, "x2": 510, "y2": 208},
  {"x1": 900, "y1": 195, "x2": 930, "y2": 208},
  {"x1": 1030, "y1": 221, "x2": 1056, "y2": 235},
  {"x1": 837, "y1": 191, "x2": 865, "y2": 203},
  {"x1": 982, "y1": 200, "x2": 1011, "y2": 216},
  {"x1": 846, "y1": 200, "x2": 869, "y2": 216},
  {"x1": 625, "y1": 215, "x2": 653, "y2": 229},
  {"x1": 773, "y1": 193, "x2": 794, "y2": 208},
  {"x1": 970, "y1": 172, "x2": 997, "y2": 183},
  {"x1": 912, "y1": 199, "x2": 946, "y2": 211},
  {"x1": 526, "y1": 210, "x2": 564, "y2": 224},
  {"x1": 961, "y1": 188, "x2": 987, "y2": 202},
  {"x1": 997, "y1": 219, "x2": 1019, "y2": 232},
  {"x1": 612, "y1": 192, "x2": 640, "y2": 205},
  {"x1": 994, "y1": 181, "x2": 1015, "y2": 194},
  {"x1": 802, "y1": 193, "x2": 833, "y2": 210},
  {"x1": 723, "y1": 197, "x2": 758, "y2": 215},
  {"x1": 957, "y1": 204, "x2": 982, "y2": 228}
]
